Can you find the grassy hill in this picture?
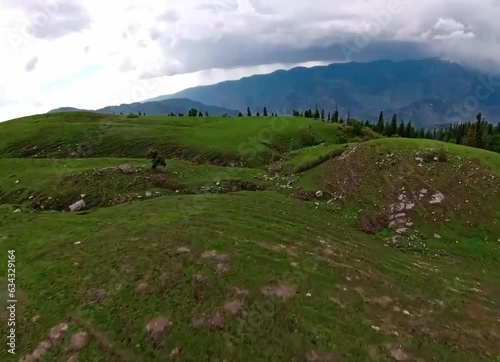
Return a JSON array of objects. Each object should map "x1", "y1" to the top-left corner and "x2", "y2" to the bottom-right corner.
[{"x1": 1, "y1": 113, "x2": 499, "y2": 361}]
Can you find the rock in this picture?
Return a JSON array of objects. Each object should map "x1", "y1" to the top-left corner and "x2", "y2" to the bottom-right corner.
[
  {"x1": 15, "y1": 180, "x2": 19, "y2": 184},
  {"x1": 13, "y1": 209, "x2": 21, "y2": 213},
  {"x1": 145, "y1": 191, "x2": 152, "y2": 198},
  {"x1": 216, "y1": 181, "x2": 220, "y2": 186},
  {"x1": 434, "y1": 233, "x2": 442, "y2": 239},
  {"x1": 415, "y1": 157, "x2": 424, "y2": 163},
  {"x1": 396, "y1": 227, "x2": 408, "y2": 235},
  {"x1": 80, "y1": 194, "x2": 86, "y2": 198},
  {"x1": 315, "y1": 190, "x2": 323, "y2": 198},
  {"x1": 433, "y1": 156, "x2": 439, "y2": 161},
  {"x1": 429, "y1": 192, "x2": 445, "y2": 204},
  {"x1": 69, "y1": 200, "x2": 86, "y2": 212},
  {"x1": 118, "y1": 164, "x2": 134, "y2": 174},
  {"x1": 29, "y1": 196, "x2": 34, "y2": 200}
]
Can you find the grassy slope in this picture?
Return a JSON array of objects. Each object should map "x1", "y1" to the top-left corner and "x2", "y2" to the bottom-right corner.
[
  {"x1": 0, "y1": 113, "x2": 360, "y2": 167},
  {"x1": 0, "y1": 114, "x2": 499, "y2": 361},
  {"x1": 1, "y1": 192, "x2": 499, "y2": 361}
]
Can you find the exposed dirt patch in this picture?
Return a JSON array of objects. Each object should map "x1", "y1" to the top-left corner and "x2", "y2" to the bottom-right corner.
[
  {"x1": 209, "y1": 311, "x2": 225, "y2": 330},
  {"x1": 368, "y1": 345, "x2": 380, "y2": 360},
  {"x1": 89, "y1": 288, "x2": 106, "y2": 303},
  {"x1": 49, "y1": 322, "x2": 70, "y2": 343},
  {"x1": 262, "y1": 284, "x2": 296, "y2": 299},
  {"x1": 135, "y1": 280, "x2": 151, "y2": 295},
  {"x1": 386, "y1": 345, "x2": 412, "y2": 361},
  {"x1": 192, "y1": 273, "x2": 211, "y2": 301},
  {"x1": 68, "y1": 331, "x2": 89, "y2": 352},
  {"x1": 200, "y1": 250, "x2": 231, "y2": 261},
  {"x1": 305, "y1": 350, "x2": 337, "y2": 361},
  {"x1": 358, "y1": 213, "x2": 389, "y2": 234},
  {"x1": 151, "y1": 172, "x2": 184, "y2": 190},
  {"x1": 146, "y1": 316, "x2": 173, "y2": 348},
  {"x1": 215, "y1": 262, "x2": 231, "y2": 273},
  {"x1": 66, "y1": 353, "x2": 79, "y2": 362},
  {"x1": 223, "y1": 300, "x2": 245, "y2": 316}
]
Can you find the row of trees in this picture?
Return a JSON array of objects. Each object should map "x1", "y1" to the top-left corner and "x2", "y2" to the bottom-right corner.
[{"x1": 367, "y1": 111, "x2": 500, "y2": 152}]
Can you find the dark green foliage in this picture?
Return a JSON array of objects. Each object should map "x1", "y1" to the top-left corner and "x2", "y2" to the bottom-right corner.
[
  {"x1": 263, "y1": 107, "x2": 268, "y2": 116},
  {"x1": 247, "y1": 107, "x2": 252, "y2": 117},
  {"x1": 188, "y1": 108, "x2": 199, "y2": 117},
  {"x1": 299, "y1": 126, "x2": 317, "y2": 146},
  {"x1": 126, "y1": 113, "x2": 139, "y2": 118},
  {"x1": 146, "y1": 148, "x2": 167, "y2": 170},
  {"x1": 238, "y1": 112, "x2": 243, "y2": 117},
  {"x1": 198, "y1": 111, "x2": 203, "y2": 117}
]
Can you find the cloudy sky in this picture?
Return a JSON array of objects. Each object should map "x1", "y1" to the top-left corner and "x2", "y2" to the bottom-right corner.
[{"x1": 0, "y1": 0, "x2": 498, "y2": 121}]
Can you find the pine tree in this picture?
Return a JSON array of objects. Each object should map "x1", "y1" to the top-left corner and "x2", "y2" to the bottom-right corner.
[
  {"x1": 263, "y1": 107, "x2": 268, "y2": 116},
  {"x1": 238, "y1": 112, "x2": 243, "y2": 117},
  {"x1": 397, "y1": 121, "x2": 405, "y2": 137},
  {"x1": 333, "y1": 105, "x2": 339, "y2": 123},
  {"x1": 256, "y1": 112, "x2": 260, "y2": 116},
  {"x1": 476, "y1": 112, "x2": 483, "y2": 148},
  {"x1": 247, "y1": 107, "x2": 252, "y2": 117},
  {"x1": 376, "y1": 111, "x2": 385, "y2": 133},
  {"x1": 404, "y1": 121, "x2": 413, "y2": 138},
  {"x1": 321, "y1": 109, "x2": 325, "y2": 121},
  {"x1": 327, "y1": 112, "x2": 331, "y2": 122},
  {"x1": 198, "y1": 110, "x2": 203, "y2": 117},
  {"x1": 205, "y1": 111, "x2": 209, "y2": 117},
  {"x1": 390, "y1": 114, "x2": 398, "y2": 136},
  {"x1": 314, "y1": 109, "x2": 320, "y2": 119}
]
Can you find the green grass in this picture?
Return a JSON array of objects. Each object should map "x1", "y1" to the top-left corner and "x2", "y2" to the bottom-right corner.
[
  {"x1": 0, "y1": 112, "x2": 499, "y2": 361},
  {"x1": 0, "y1": 113, "x2": 364, "y2": 167},
  {"x1": 1, "y1": 192, "x2": 499, "y2": 361}
]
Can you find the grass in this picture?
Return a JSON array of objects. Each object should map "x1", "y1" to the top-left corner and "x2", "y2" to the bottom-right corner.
[
  {"x1": 1, "y1": 192, "x2": 499, "y2": 361},
  {"x1": 0, "y1": 113, "x2": 365, "y2": 167},
  {"x1": 0, "y1": 112, "x2": 499, "y2": 361}
]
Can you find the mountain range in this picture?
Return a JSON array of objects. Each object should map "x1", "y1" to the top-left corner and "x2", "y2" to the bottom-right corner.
[
  {"x1": 150, "y1": 58, "x2": 500, "y2": 127},
  {"x1": 49, "y1": 98, "x2": 239, "y2": 116}
]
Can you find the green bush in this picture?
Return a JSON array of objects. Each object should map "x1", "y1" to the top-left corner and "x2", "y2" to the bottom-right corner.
[{"x1": 147, "y1": 148, "x2": 167, "y2": 169}]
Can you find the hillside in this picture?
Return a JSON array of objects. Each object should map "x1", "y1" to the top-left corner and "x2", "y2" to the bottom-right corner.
[
  {"x1": 1, "y1": 113, "x2": 499, "y2": 361},
  {"x1": 152, "y1": 58, "x2": 500, "y2": 126},
  {"x1": 49, "y1": 98, "x2": 240, "y2": 117}
]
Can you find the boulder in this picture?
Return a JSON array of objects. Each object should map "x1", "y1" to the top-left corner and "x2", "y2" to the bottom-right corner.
[
  {"x1": 315, "y1": 190, "x2": 323, "y2": 198},
  {"x1": 69, "y1": 200, "x2": 86, "y2": 212},
  {"x1": 119, "y1": 164, "x2": 134, "y2": 174}
]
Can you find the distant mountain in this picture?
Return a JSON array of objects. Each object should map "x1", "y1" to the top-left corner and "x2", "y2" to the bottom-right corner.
[
  {"x1": 151, "y1": 58, "x2": 500, "y2": 127},
  {"x1": 49, "y1": 98, "x2": 240, "y2": 116}
]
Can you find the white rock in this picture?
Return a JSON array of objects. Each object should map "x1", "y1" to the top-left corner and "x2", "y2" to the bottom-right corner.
[
  {"x1": 13, "y1": 209, "x2": 21, "y2": 213},
  {"x1": 15, "y1": 180, "x2": 19, "y2": 184},
  {"x1": 80, "y1": 194, "x2": 86, "y2": 198},
  {"x1": 118, "y1": 164, "x2": 134, "y2": 174},
  {"x1": 415, "y1": 157, "x2": 424, "y2": 163},
  {"x1": 434, "y1": 233, "x2": 442, "y2": 239},
  {"x1": 216, "y1": 181, "x2": 220, "y2": 186},
  {"x1": 145, "y1": 191, "x2": 152, "y2": 197},
  {"x1": 29, "y1": 195, "x2": 34, "y2": 200},
  {"x1": 403, "y1": 310, "x2": 411, "y2": 315},
  {"x1": 69, "y1": 199, "x2": 86, "y2": 212},
  {"x1": 396, "y1": 227, "x2": 409, "y2": 235},
  {"x1": 429, "y1": 192, "x2": 445, "y2": 205},
  {"x1": 315, "y1": 190, "x2": 323, "y2": 198},
  {"x1": 74, "y1": 241, "x2": 81, "y2": 245}
]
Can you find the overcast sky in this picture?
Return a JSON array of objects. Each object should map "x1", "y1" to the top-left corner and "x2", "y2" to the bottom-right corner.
[{"x1": 1, "y1": 0, "x2": 499, "y2": 121}]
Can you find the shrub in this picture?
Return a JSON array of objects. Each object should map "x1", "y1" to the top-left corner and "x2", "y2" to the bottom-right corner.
[
  {"x1": 147, "y1": 148, "x2": 167, "y2": 169},
  {"x1": 300, "y1": 126, "x2": 317, "y2": 146},
  {"x1": 126, "y1": 113, "x2": 139, "y2": 118},
  {"x1": 437, "y1": 147, "x2": 448, "y2": 162}
]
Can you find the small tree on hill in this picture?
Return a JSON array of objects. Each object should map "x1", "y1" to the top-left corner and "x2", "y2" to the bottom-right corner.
[
  {"x1": 263, "y1": 107, "x2": 268, "y2": 116},
  {"x1": 147, "y1": 149, "x2": 167, "y2": 170},
  {"x1": 376, "y1": 111, "x2": 385, "y2": 133},
  {"x1": 205, "y1": 111, "x2": 209, "y2": 117},
  {"x1": 238, "y1": 112, "x2": 243, "y2": 117},
  {"x1": 198, "y1": 110, "x2": 203, "y2": 117},
  {"x1": 256, "y1": 112, "x2": 260, "y2": 116},
  {"x1": 247, "y1": 107, "x2": 252, "y2": 117}
]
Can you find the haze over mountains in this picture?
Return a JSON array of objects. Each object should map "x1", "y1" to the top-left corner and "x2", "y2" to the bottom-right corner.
[{"x1": 49, "y1": 58, "x2": 500, "y2": 127}]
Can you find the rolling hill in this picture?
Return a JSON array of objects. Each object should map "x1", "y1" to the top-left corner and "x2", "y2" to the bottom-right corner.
[{"x1": 151, "y1": 58, "x2": 500, "y2": 127}]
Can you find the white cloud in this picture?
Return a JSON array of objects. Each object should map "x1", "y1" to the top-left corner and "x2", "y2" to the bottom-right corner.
[{"x1": 1, "y1": 0, "x2": 500, "y2": 121}]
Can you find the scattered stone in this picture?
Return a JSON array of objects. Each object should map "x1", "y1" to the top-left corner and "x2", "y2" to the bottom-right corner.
[
  {"x1": 396, "y1": 227, "x2": 409, "y2": 235},
  {"x1": 135, "y1": 281, "x2": 150, "y2": 295},
  {"x1": 176, "y1": 246, "x2": 190, "y2": 253},
  {"x1": 434, "y1": 233, "x2": 442, "y2": 239},
  {"x1": 210, "y1": 311, "x2": 225, "y2": 329},
  {"x1": 315, "y1": 190, "x2": 323, "y2": 198},
  {"x1": 13, "y1": 209, "x2": 21, "y2": 213},
  {"x1": 68, "y1": 331, "x2": 89, "y2": 352},
  {"x1": 170, "y1": 347, "x2": 181, "y2": 358},
  {"x1": 69, "y1": 200, "x2": 86, "y2": 212},
  {"x1": 29, "y1": 195, "x2": 34, "y2": 200},
  {"x1": 80, "y1": 194, "x2": 86, "y2": 198},
  {"x1": 306, "y1": 292, "x2": 312, "y2": 297},
  {"x1": 74, "y1": 241, "x2": 81, "y2": 245},
  {"x1": 402, "y1": 310, "x2": 411, "y2": 316},
  {"x1": 145, "y1": 191, "x2": 152, "y2": 198},
  {"x1": 119, "y1": 164, "x2": 134, "y2": 174},
  {"x1": 371, "y1": 325, "x2": 381, "y2": 332},
  {"x1": 215, "y1": 262, "x2": 230, "y2": 273},
  {"x1": 429, "y1": 192, "x2": 445, "y2": 205},
  {"x1": 15, "y1": 180, "x2": 19, "y2": 184},
  {"x1": 415, "y1": 157, "x2": 423, "y2": 163}
]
